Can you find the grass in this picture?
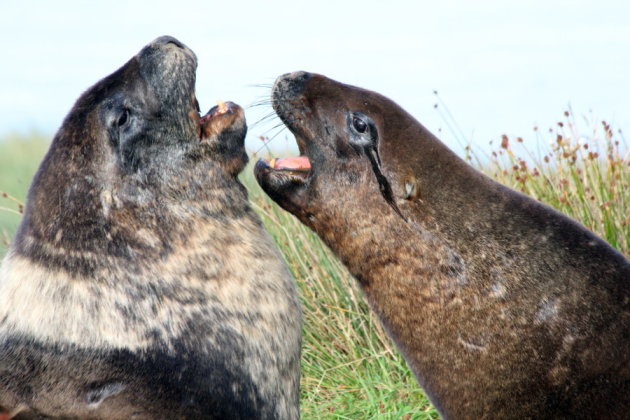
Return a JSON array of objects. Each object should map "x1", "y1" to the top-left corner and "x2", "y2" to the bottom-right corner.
[
  {"x1": 464, "y1": 109, "x2": 629, "y2": 255},
  {"x1": 0, "y1": 109, "x2": 628, "y2": 419},
  {"x1": 0, "y1": 131, "x2": 49, "y2": 254}
]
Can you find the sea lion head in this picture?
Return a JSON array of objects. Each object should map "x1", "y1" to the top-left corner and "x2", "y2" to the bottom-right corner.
[
  {"x1": 14, "y1": 36, "x2": 247, "y2": 270},
  {"x1": 254, "y1": 71, "x2": 429, "y2": 226},
  {"x1": 58, "y1": 35, "x2": 247, "y2": 175}
]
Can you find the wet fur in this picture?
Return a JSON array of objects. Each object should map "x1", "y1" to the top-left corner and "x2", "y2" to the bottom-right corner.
[
  {"x1": 0, "y1": 38, "x2": 301, "y2": 419},
  {"x1": 255, "y1": 72, "x2": 630, "y2": 419}
]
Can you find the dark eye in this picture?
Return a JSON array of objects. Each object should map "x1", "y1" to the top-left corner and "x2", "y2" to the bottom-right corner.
[
  {"x1": 117, "y1": 109, "x2": 129, "y2": 127},
  {"x1": 352, "y1": 116, "x2": 368, "y2": 133}
]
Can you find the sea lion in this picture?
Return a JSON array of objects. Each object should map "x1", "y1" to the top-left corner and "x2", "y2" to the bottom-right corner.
[
  {"x1": 0, "y1": 37, "x2": 301, "y2": 419},
  {"x1": 254, "y1": 71, "x2": 630, "y2": 419}
]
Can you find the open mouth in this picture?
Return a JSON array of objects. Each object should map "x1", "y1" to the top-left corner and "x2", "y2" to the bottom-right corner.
[
  {"x1": 255, "y1": 135, "x2": 312, "y2": 187},
  {"x1": 267, "y1": 155, "x2": 311, "y2": 173},
  {"x1": 254, "y1": 72, "x2": 315, "y2": 198},
  {"x1": 199, "y1": 100, "x2": 244, "y2": 141}
]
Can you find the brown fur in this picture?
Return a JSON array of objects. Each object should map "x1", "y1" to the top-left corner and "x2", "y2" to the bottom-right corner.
[{"x1": 255, "y1": 71, "x2": 630, "y2": 419}]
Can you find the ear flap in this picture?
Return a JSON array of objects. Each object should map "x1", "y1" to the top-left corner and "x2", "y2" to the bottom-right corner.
[{"x1": 404, "y1": 178, "x2": 420, "y2": 200}]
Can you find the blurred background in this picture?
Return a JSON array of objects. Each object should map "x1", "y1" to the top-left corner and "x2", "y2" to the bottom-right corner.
[{"x1": 2, "y1": 0, "x2": 629, "y2": 153}]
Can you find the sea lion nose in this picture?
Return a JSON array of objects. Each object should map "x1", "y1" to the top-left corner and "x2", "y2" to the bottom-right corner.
[
  {"x1": 141, "y1": 35, "x2": 197, "y2": 66},
  {"x1": 274, "y1": 71, "x2": 313, "y2": 97},
  {"x1": 150, "y1": 35, "x2": 188, "y2": 50}
]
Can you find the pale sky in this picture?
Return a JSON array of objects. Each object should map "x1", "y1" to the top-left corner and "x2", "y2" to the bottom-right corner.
[{"x1": 1, "y1": 0, "x2": 629, "y2": 154}]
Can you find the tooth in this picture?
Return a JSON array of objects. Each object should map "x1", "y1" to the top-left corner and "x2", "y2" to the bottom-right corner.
[
  {"x1": 269, "y1": 158, "x2": 276, "y2": 169},
  {"x1": 217, "y1": 100, "x2": 228, "y2": 114}
]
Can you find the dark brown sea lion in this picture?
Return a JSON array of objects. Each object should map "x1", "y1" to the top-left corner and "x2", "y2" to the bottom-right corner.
[
  {"x1": 0, "y1": 37, "x2": 301, "y2": 419},
  {"x1": 254, "y1": 71, "x2": 630, "y2": 419}
]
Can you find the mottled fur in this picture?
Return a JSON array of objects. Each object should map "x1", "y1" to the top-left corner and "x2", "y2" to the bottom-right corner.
[
  {"x1": 0, "y1": 37, "x2": 301, "y2": 419},
  {"x1": 255, "y1": 72, "x2": 630, "y2": 419}
]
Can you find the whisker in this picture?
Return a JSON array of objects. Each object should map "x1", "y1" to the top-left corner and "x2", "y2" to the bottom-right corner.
[
  {"x1": 250, "y1": 111, "x2": 279, "y2": 129},
  {"x1": 246, "y1": 83, "x2": 274, "y2": 89},
  {"x1": 256, "y1": 120, "x2": 287, "y2": 137},
  {"x1": 266, "y1": 127, "x2": 291, "y2": 143},
  {"x1": 244, "y1": 83, "x2": 303, "y2": 155},
  {"x1": 252, "y1": 113, "x2": 276, "y2": 125},
  {"x1": 252, "y1": 126, "x2": 291, "y2": 156},
  {"x1": 252, "y1": 134, "x2": 275, "y2": 157},
  {"x1": 247, "y1": 99, "x2": 273, "y2": 109}
]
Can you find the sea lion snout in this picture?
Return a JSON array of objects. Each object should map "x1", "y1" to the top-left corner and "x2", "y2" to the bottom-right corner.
[
  {"x1": 273, "y1": 71, "x2": 313, "y2": 98},
  {"x1": 200, "y1": 100, "x2": 248, "y2": 175},
  {"x1": 136, "y1": 35, "x2": 198, "y2": 121},
  {"x1": 254, "y1": 72, "x2": 322, "y2": 212},
  {"x1": 200, "y1": 101, "x2": 245, "y2": 140},
  {"x1": 142, "y1": 35, "x2": 197, "y2": 63}
]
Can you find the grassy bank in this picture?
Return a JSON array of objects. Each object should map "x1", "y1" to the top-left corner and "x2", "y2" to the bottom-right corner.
[{"x1": 0, "y1": 110, "x2": 627, "y2": 418}]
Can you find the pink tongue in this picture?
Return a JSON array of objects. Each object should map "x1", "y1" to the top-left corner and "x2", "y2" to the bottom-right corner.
[{"x1": 274, "y1": 156, "x2": 311, "y2": 170}]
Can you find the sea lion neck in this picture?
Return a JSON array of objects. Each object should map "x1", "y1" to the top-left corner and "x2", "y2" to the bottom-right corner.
[
  {"x1": 13, "y1": 157, "x2": 250, "y2": 277},
  {"x1": 292, "y1": 168, "x2": 461, "y2": 290}
]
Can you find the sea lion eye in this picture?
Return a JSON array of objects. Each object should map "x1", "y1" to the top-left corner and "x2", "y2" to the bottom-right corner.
[
  {"x1": 352, "y1": 116, "x2": 368, "y2": 133},
  {"x1": 347, "y1": 111, "x2": 376, "y2": 148},
  {"x1": 117, "y1": 109, "x2": 130, "y2": 127}
]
